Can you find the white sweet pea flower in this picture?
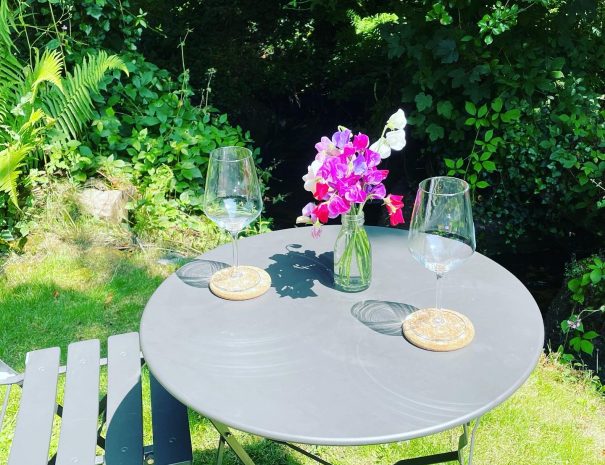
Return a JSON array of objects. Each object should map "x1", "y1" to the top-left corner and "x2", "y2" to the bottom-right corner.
[
  {"x1": 369, "y1": 137, "x2": 392, "y2": 159},
  {"x1": 385, "y1": 128, "x2": 406, "y2": 151},
  {"x1": 387, "y1": 108, "x2": 407, "y2": 130},
  {"x1": 370, "y1": 109, "x2": 407, "y2": 158},
  {"x1": 302, "y1": 159, "x2": 323, "y2": 192}
]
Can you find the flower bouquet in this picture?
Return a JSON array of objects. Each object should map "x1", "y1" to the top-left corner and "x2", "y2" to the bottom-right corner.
[{"x1": 297, "y1": 109, "x2": 407, "y2": 292}]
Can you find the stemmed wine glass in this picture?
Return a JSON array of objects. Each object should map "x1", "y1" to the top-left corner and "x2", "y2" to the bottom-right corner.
[
  {"x1": 404, "y1": 176, "x2": 476, "y2": 350},
  {"x1": 203, "y1": 146, "x2": 263, "y2": 293}
]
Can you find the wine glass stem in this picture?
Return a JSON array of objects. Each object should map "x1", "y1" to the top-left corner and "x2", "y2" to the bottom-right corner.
[
  {"x1": 230, "y1": 231, "x2": 239, "y2": 277},
  {"x1": 434, "y1": 273, "x2": 445, "y2": 325}
]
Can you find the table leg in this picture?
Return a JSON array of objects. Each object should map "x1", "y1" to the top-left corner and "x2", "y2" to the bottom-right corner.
[
  {"x1": 392, "y1": 416, "x2": 482, "y2": 465},
  {"x1": 210, "y1": 419, "x2": 257, "y2": 465},
  {"x1": 457, "y1": 417, "x2": 481, "y2": 465},
  {"x1": 215, "y1": 436, "x2": 226, "y2": 465}
]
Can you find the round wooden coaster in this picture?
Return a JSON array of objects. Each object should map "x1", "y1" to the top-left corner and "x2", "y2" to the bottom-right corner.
[
  {"x1": 209, "y1": 266, "x2": 271, "y2": 301},
  {"x1": 402, "y1": 308, "x2": 475, "y2": 351}
]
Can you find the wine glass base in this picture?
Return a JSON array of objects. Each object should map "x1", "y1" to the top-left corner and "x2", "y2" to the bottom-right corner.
[
  {"x1": 209, "y1": 266, "x2": 271, "y2": 301},
  {"x1": 402, "y1": 308, "x2": 475, "y2": 351}
]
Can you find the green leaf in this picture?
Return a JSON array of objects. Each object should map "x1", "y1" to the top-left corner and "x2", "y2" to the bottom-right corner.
[
  {"x1": 444, "y1": 158, "x2": 455, "y2": 168},
  {"x1": 437, "y1": 100, "x2": 453, "y2": 119},
  {"x1": 415, "y1": 92, "x2": 433, "y2": 112},
  {"x1": 476, "y1": 181, "x2": 489, "y2": 188},
  {"x1": 455, "y1": 158, "x2": 463, "y2": 169},
  {"x1": 434, "y1": 39, "x2": 459, "y2": 64},
  {"x1": 79, "y1": 145, "x2": 93, "y2": 157},
  {"x1": 426, "y1": 123, "x2": 444, "y2": 141},
  {"x1": 484, "y1": 35, "x2": 493, "y2": 45},
  {"x1": 501, "y1": 108, "x2": 521, "y2": 123},
  {"x1": 477, "y1": 105, "x2": 488, "y2": 118},
  {"x1": 590, "y1": 269, "x2": 602, "y2": 284},
  {"x1": 551, "y1": 70, "x2": 564, "y2": 79},
  {"x1": 484, "y1": 129, "x2": 493, "y2": 142},
  {"x1": 482, "y1": 160, "x2": 496, "y2": 172},
  {"x1": 583, "y1": 331, "x2": 599, "y2": 340},
  {"x1": 465, "y1": 101, "x2": 476, "y2": 116},
  {"x1": 580, "y1": 339, "x2": 593, "y2": 355},
  {"x1": 491, "y1": 98, "x2": 503, "y2": 113}
]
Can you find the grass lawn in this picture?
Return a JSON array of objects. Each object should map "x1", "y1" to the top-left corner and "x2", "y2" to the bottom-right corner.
[{"x1": 1, "y1": 231, "x2": 604, "y2": 464}]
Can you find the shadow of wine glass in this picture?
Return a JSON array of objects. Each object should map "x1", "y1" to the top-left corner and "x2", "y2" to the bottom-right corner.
[
  {"x1": 351, "y1": 300, "x2": 418, "y2": 336},
  {"x1": 175, "y1": 259, "x2": 230, "y2": 288},
  {"x1": 265, "y1": 244, "x2": 334, "y2": 298}
]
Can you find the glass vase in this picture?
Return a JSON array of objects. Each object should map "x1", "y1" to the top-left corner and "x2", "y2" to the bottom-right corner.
[{"x1": 333, "y1": 211, "x2": 372, "y2": 292}]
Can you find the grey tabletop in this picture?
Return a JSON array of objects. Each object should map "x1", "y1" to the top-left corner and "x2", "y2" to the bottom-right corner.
[{"x1": 140, "y1": 226, "x2": 544, "y2": 446}]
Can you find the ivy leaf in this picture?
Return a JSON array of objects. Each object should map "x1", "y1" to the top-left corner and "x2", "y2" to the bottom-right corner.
[
  {"x1": 415, "y1": 92, "x2": 433, "y2": 112},
  {"x1": 437, "y1": 100, "x2": 453, "y2": 119},
  {"x1": 434, "y1": 39, "x2": 459, "y2": 64},
  {"x1": 426, "y1": 123, "x2": 444, "y2": 141}
]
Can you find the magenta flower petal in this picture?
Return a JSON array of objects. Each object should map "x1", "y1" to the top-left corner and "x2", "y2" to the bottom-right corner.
[
  {"x1": 352, "y1": 154, "x2": 367, "y2": 176},
  {"x1": 327, "y1": 195, "x2": 350, "y2": 218},
  {"x1": 368, "y1": 183, "x2": 386, "y2": 200},
  {"x1": 353, "y1": 133, "x2": 369, "y2": 150},
  {"x1": 364, "y1": 169, "x2": 388, "y2": 184},
  {"x1": 344, "y1": 184, "x2": 367, "y2": 203},
  {"x1": 365, "y1": 148, "x2": 381, "y2": 168}
]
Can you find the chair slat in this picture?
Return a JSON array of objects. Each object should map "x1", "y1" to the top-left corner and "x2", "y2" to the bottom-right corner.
[
  {"x1": 56, "y1": 339, "x2": 101, "y2": 465},
  {"x1": 106, "y1": 332, "x2": 143, "y2": 465},
  {"x1": 150, "y1": 374, "x2": 193, "y2": 465},
  {"x1": 8, "y1": 347, "x2": 60, "y2": 465}
]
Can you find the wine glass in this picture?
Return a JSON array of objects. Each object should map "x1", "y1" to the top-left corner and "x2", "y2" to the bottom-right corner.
[
  {"x1": 203, "y1": 146, "x2": 263, "y2": 293},
  {"x1": 404, "y1": 176, "x2": 476, "y2": 350}
]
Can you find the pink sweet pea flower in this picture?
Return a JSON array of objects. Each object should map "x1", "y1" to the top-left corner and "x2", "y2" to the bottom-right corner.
[
  {"x1": 367, "y1": 183, "x2": 386, "y2": 200},
  {"x1": 316, "y1": 202, "x2": 329, "y2": 223},
  {"x1": 344, "y1": 183, "x2": 367, "y2": 203},
  {"x1": 384, "y1": 194, "x2": 404, "y2": 226},
  {"x1": 353, "y1": 133, "x2": 369, "y2": 150},
  {"x1": 327, "y1": 195, "x2": 350, "y2": 218},
  {"x1": 314, "y1": 182, "x2": 330, "y2": 201},
  {"x1": 365, "y1": 148, "x2": 381, "y2": 168},
  {"x1": 364, "y1": 169, "x2": 388, "y2": 184},
  {"x1": 332, "y1": 129, "x2": 351, "y2": 149}
]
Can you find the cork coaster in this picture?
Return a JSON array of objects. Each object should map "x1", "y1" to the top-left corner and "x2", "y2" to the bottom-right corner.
[
  {"x1": 402, "y1": 308, "x2": 475, "y2": 351},
  {"x1": 209, "y1": 266, "x2": 271, "y2": 301}
]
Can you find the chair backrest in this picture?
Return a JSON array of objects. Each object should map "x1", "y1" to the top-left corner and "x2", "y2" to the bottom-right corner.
[{"x1": 1, "y1": 334, "x2": 192, "y2": 465}]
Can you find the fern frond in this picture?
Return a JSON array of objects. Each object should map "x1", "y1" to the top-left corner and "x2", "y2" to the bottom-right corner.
[
  {"x1": 0, "y1": 0, "x2": 23, "y2": 125},
  {"x1": 0, "y1": 143, "x2": 33, "y2": 207},
  {"x1": 42, "y1": 52, "x2": 128, "y2": 140},
  {"x1": 29, "y1": 49, "x2": 64, "y2": 96},
  {"x1": 0, "y1": 0, "x2": 15, "y2": 51}
]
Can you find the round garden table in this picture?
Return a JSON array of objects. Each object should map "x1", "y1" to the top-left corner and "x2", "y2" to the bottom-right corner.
[{"x1": 140, "y1": 226, "x2": 544, "y2": 465}]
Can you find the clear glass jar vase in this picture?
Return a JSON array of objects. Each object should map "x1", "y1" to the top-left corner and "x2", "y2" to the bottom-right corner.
[{"x1": 333, "y1": 211, "x2": 372, "y2": 292}]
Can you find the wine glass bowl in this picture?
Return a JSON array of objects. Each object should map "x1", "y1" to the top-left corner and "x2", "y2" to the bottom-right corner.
[
  {"x1": 403, "y1": 176, "x2": 476, "y2": 351},
  {"x1": 203, "y1": 146, "x2": 264, "y2": 294}
]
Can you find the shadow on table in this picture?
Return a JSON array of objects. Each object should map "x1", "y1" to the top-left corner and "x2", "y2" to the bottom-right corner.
[
  {"x1": 266, "y1": 244, "x2": 334, "y2": 298},
  {"x1": 351, "y1": 300, "x2": 418, "y2": 336},
  {"x1": 176, "y1": 260, "x2": 229, "y2": 288}
]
